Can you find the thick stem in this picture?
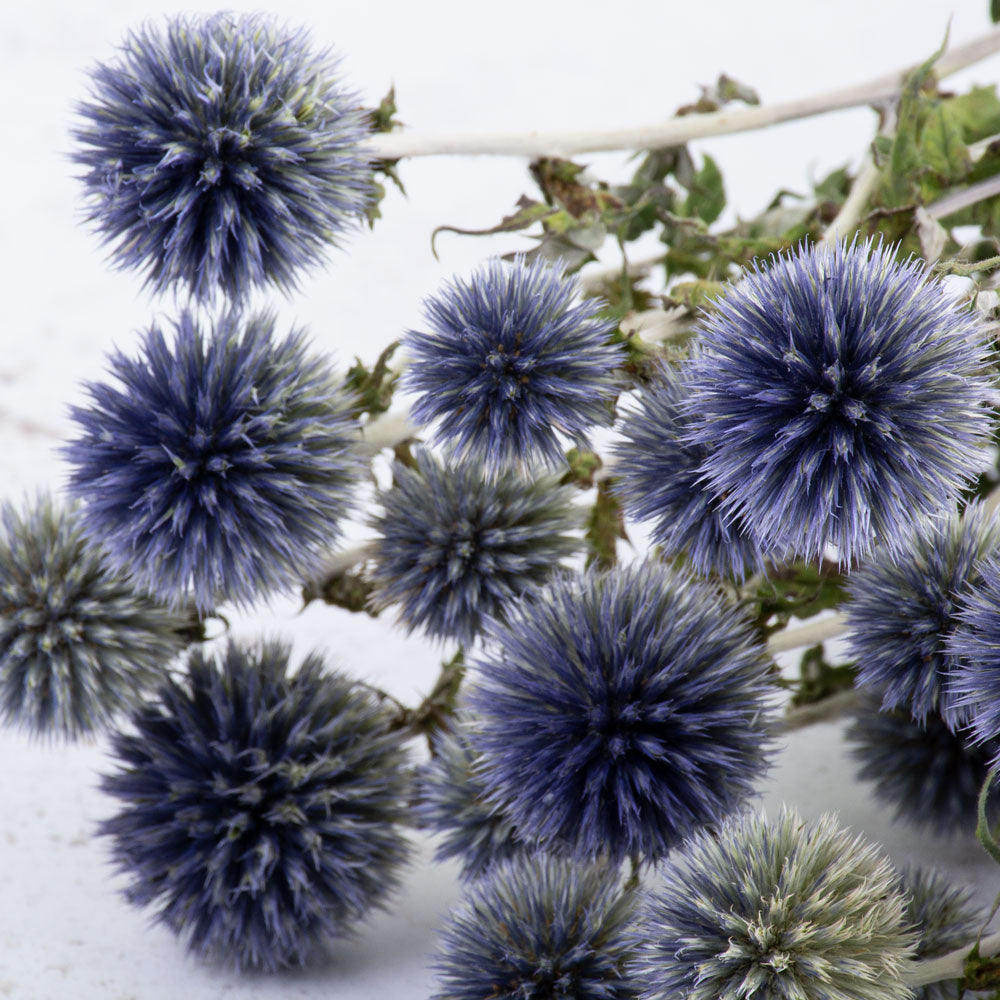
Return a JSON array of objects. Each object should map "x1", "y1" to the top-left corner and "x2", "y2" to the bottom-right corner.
[
  {"x1": 767, "y1": 612, "x2": 847, "y2": 654},
  {"x1": 367, "y1": 29, "x2": 1000, "y2": 160},
  {"x1": 905, "y1": 929, "x2": 1000, "y2": 989}
]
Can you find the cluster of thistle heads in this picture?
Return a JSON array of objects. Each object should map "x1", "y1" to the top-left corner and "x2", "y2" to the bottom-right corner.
[{"x1": 4, "y1": 6, "x2": 1000, "y2": 991}]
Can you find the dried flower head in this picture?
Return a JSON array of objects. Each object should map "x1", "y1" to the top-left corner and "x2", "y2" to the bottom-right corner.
[
  {"x1": 369, "y1": 448, "x2": 580, "y2": 644},
  {"x1": 613, "y1": 363, "x2": 765, "y2": 578},
  {"x1": 0, "y1": 493, "x2": 186, "y2": 738},
  {"x1": 846, "y1": 503, "x2": 1000, "y2": 726},
  {"x1": 404, "y1": 256, "x2": 622, "y2": 475},
  {"x1": 100, "y1": 639, "x2": 411, "y2": 971},
  {"x1": 417, "y1": 719, "x2": 525, "y2": 880},
  {"x1": 897, "y1": 866, "x2": 984, "y2": 1000},
  {"x1": 846, "y1": 693, "x2": 999, "y2": 835},
  {"x1": 683, "y1": 238, "x2": 995, "y2": 564},
  {"x1": 433, "y1": 856, "x2": 639, "y2": 1000},
  {"x1": 74, "y1": 13, "x2": 372, "y2": 300},
  {"x1": 467, "y1": 560, "x2": 776, "y2": 863},
  {"x1": 634, "y1": 808, "x2": 916, "y2": 1000},
  {"x1": 65, "y1": 309, "x2": 360, "y2": 614}
]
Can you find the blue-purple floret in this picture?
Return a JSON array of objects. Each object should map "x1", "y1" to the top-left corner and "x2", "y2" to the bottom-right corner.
[
  {"x1": 683, "y1": 238, "x2": 996, "y2": 565},
  {"x1": 613, "y1": 362, "x2": 766, "y2": 579},
  {"x1": 64, "y1": 309, "x2": 360, "y2": 614},
  {"x1": 100, "y1": 639, "x2": 411, "y2": 971},
  {"x1": 370, "y1": 448, "x2": 580, "y2": 644},
  {"x1": 467, "y1": 559, "x2": 776, "y2": 864},
  {"x1": 417, "y1": 720, "x2": 526, "y2": 880},
  {"x1": 846, "y1": 503, "x2": 1000, "y2": 727},
  {"x1": 404, "y1": 257, "x2": 623, "y2": 475},
  {"x1": 73, "y1": 13, "x2": 373, "y2": 301},
  {"x1": 947, "y1": 555, "x2": 1000, "y2": 768},
  {"x1": 846, "y1": 693, "x2": 1000, "y2": 836},
  {"x1": 432, "y1": 855, "x2": 640, "y2": 1000}
]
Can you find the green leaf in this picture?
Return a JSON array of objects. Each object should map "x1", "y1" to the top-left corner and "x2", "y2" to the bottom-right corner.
[
  {"x1": 945, "y1": 85, "x2": 1000, "y2": 141},
  {"x1": 682, "y1": 154, "x2": 726, "y2": 225},
  {"x1": 430, "y1": 195, "x2": 557, "y2": 258},
  {"x1": 921, "y1": 101, "x2": 971, "y2": 181},
  {"x1": 992, "y1": 0, "x2": 1000, "y2": 23}
]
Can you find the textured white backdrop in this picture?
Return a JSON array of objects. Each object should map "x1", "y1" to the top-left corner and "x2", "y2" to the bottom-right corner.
[{"x1": 2, "y1": 2, "x2": 1000, "y2": 998}]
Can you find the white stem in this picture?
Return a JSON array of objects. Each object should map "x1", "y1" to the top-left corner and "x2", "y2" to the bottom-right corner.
[
  {"x1": 359, "y1": 410, "x2": 420, "y2": 453},
  {"x1": 367, "y1": 29, "x2": 1000, "y2": 160},
  {"x1": 927, "y1": 173, "x2": 1000, "y2": 220},
  {"x1": 767, "y1": 612, "x2": 847, "y2": 654},
  {"x1": 905, "y1": 929, "x2": 1000, "y2": 988}
]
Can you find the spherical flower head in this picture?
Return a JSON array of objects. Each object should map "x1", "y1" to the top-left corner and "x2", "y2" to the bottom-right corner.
[
  {"x1": 369, "y1": 448, "x2": 581, "y2": 644},
  {"x1": 683, "y1": 238, "x2": 996, "y2": 565},
  {"x1": 846, "y1": 502, "x2": 1000, "y2": 727},
  {"x1": 100, "y1": 639, "x2": 411, "y2": 971},
  {"x1": 64, "y1": 309, "x2": 361, "y2": 614},
  {"x1": 404, "y1": 256, "x2": 623, "y2": 475},
  {"x1": 433, "y1": 855, "x2": 640, "y2": 1000},
  {"x1": 0, "y1": 493, "x2": 187, "y2": 738},
  {"x1": 467, "y1": 559, "x2": 777, "y2": 863},
  {"x1": 417, "y1": 719, "x2": 526, "y2": 880},
  {"x1": 897, "y1": 865, "x2": 985, "y2": 1000},
  {"x1": 613, "y1": 362, "x2": 766, "y2": 579},
  {"x1": 74, "y1": 13, "x2": 373, "y2": 301},
  {"x1": 846, "y1": 692, "x2": 1000, "y2": 836},
  {"x1": 946, "y1": 555, "x2": 1000, "y2": 768},
  {"x1": 633, "y1": 807, "x2": 917, "y2": 1000}
]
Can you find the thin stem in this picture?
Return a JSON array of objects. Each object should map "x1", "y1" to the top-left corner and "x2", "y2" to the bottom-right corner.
[
  {"x1": 905, "y1": 929, "x2": 1000, "y2": 989},
  {"x1": 927, "y1": 173, "x2": 1000, "y2": 221},
  {"x1": 367, "y1": 29, "x2": 1000, "y2": 160},
  {"x1": 780, "y1": 689, "x2": 859, "y2": 731}
]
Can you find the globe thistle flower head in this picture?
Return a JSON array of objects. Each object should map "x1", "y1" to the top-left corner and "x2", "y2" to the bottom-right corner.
[
  {"x1": 404, "y1": 256, "x2": 623, "y2": 475},
  {"x1": 433, "y1": 855, "x2": 640, "y2": 1000},
  {"x1": 846, "y1": 693, "x2": 1000, "y2": 835},
  {"x1": 846, "y1": 502, "x2": 1000, "y2": 726},
  {"x1": 369, "y1": 448, "x2": 581, "y2": 644},
  {"x1": 417, "y1": 719, "x2": 525, "y2": 880},
  {"x1": 467, "y1": 559, "x2": 777, "y2": 863},
  {"x1": 100, "y1": 639, "x2": 411, "y2": 971},
  {"x1": 74, "y1": 13, "x2": 373, "y2": 301},
  {"x1": 897, "y1": 865, "x2": 985, "y2": 1000},
  {"x1": 634, "y1": 807, "x2": 916, "y2": 1000},
  {"x1": 0, "y1": 493, "x2": 186, "y2": 738},
  {"x1": 683, "y1": 237, "x2": 996, "y2": 565},
  {"x1": 947, "y1": 555, "x2": 1000, "y2": 767},
  {"x1": 65, "y1": 309, "x2": 361, "y2": 614},
  {"x1": 613, "y1": 363, "x2": 766, "y2": 579}
]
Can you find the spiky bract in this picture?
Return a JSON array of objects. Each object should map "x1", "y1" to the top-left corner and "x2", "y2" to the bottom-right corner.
[
  {"x1": 65, "y1": 310, "x2": 360, "y2": 614},
  {"x1": 634, "y1": 808, "x2": 916, "y2": 1000},
  {"x1": 846, "y1": 693, "x2": 999, "y2": 835},
  {"x1": 467, "y1": 560, "x2": 776, "y2": 863},
  {"x1": 683, "y1": 238, "x2": 995, "y2": 564},
  {"x1": 613, "y1": 363, "x2": 765, "y2": 578},
  {"x1": 417, "y1": 721, "x2": 525, "y2": 880},
  {"x1": 74, "y1": 13, "x2": 372, "y2": 300},
  {"x1": 433, "y1": 856, "x2": 639, "y2": 1000},
  {"x1": 404, "y1": 257, "x2": 622, "y2": 475},
  {"x1": 0, "y1": 494, "x2": 186, "y2": 738},
  {"x1": 369, "y1": 449, "x2": 580, "y2": 644},
  {"x1": 100, "y1": 639, "x2": 411, "y2": 971},
  {"x1": 846, "y1": 503, "x2": 1000, "y2": 726},
  {"x1": 898, "y1": 866, "x2": 984, "y2": 1000},
  {"x1": 947, "y1": 555, "x2": 1000, "y2": 768}
]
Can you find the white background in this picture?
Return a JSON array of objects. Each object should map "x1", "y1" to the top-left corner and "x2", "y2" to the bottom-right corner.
[{"x1": 2, "y1": 2, "x2": 1000, "y2": 998}]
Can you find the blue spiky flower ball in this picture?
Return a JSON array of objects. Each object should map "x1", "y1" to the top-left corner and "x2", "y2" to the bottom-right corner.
[
  {"x1": 0, "y1": 493, "x2": 186, "y2": 738},
  {"x1": 467, "y1": 559, "x2": 776, "y2": 863},
  {"x1": 634, "y1": 808, "x2": 916, "y2": 1000},
  {"x1": 846, "y1": 503, "x2": 1000, "y2": 727},
  {"x1": 404, "y1": 257, "x2": 622, "y2": 475},
  {"x1": 370, "y1": 448, "x2": 580, "y2": 643},
  {"x1": 613, "y1": 362, "x2": 765, "y2": 579},
  {"x1": 74, "y1": 13, "x2": 373, "y2": 300},
  {"x1": 100, "y1": 639, "x2": 411, "y2": 971},
  {"x1": 433, "y1": 856, "x2": 640, "y2": 1000},
  {"x1": 683, "y1": 238, "x2": 996, "y2": 564},
  {"x1": 65, "y1": 309, "x2": 360, "y2": 614}
]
